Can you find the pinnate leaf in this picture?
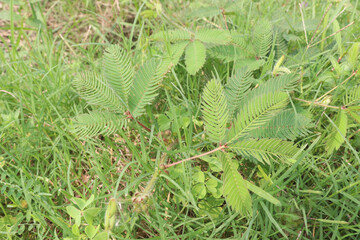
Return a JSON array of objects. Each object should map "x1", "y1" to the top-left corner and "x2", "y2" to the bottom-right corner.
[
  {"x1": 221, "y1": 153, "x2": 252, "y2": 215},
  {"x1": 202, "y1": 79, "x2": 229, "y2": 143},
  {"x1": 185, "y1": 40, "x2": 206, "y2": 75}
]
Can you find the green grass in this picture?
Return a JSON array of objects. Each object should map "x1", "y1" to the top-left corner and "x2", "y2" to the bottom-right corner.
[{"x1": 1, "y1": 0, "x2": 360, "y2": 239}]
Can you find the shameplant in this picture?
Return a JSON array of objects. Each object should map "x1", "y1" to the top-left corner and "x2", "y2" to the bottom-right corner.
[
  {"x1": 151, "y1": 18, "x2": 288, "y2": 75},
  {"x1": 164, "y1": 71, "x2": 310, "y2": 215},
  {"x1": 294, "y1": 41, "x2": 360, "y2": 157},
  {"x1": 151, "y1": 28, "x2": 233, "y2": 75},
  {"x1": 71, "y1": 44, "x2": 177, "y2": 137},
  {"x1": 70, "y1": 44, "x2": 312, "y2": 218}
]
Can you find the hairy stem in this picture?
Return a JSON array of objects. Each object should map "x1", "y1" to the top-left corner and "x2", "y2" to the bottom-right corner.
[
  {"x1": 293, "y1": 97, "x2": 340, "y2": 109},
  {"x1": 307, "y1": 3, "x2": 332, "y2": 48},
  {"x1": 221, "y1": 8, "x2": 229, "y2": 30},
  {"x1": 135, "y1": 120, "x2": 151, "y2": 132},
  {"x1": 308, "y1": 21, "x2": 354, "y2": 48},
  {"x1": 316, "y1": 70, "x2": 358, "y2": 102},
  {"x1": 125, "y1": 111, "x2": 151, "y2": 132},
  {"x1": 163, "y1": 145, "x2": 227, "y2": 169}
]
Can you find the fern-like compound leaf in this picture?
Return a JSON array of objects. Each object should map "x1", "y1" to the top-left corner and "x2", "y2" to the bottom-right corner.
[
  {"x1": 167, "y1": 41, "x2": 189, "y2": 66},
  {"x1": 274, "y1": 32, "x2": 288, "y2": 59},
  {"x1": 224, "y1": 69, "x2": 253, "y2": 119},
  {"x1": 344, "y1": 85, "x2": 360, "y2": 106},
  {"x1": 230, "y1": 32, "x2": 248, "y2": 48},
  {"x1": 241, "y1": 73, "x2": 297, "y2": 106},
  {"x1": 326, "y1": 109, "x2": 348, "y2": 156},
  {"x1": 227, "y1": 74, "x2": 298, "y2": 141},
  {"x1": 128, "y1": 59, "x2": 163, "y2": 117},
  {"x1": 229, "y1": 138, "x2": 299, "y2": 164},
  {"x1": 234, "y1": 58, "x2": 265, "y2": 72},
  {"x1": 185, "y1": 40, "x2": 206, "y2": 75},
  {"x1": 221, "y1": 152, "x2": 252, "y2": 215},
  {"x1": 195, "y1": 29, "x2": 231, "y2": 45},
  {"x1": 72, "y1": 111, "x2": 126, "y2": 137},
  {"x1": 208, "y1": 32, "x2": 250, "y2": 62},
  {"x1": 265, "y1": 73, "x2": 298, "y2": 92},
  {"x1": 347, "y1": 109, "x2": 360, "y2": 124},
  {"x1": 208, "y1": 45, "x2": 248, "y2": 62},
  {"x1": 151, "y1": 30, "x2": 192, "y2": 42},
  {"x1": 253, "y1": 19, "x2": 273, "y2": 58},
  {"x1": 228, "y1": 92, "x2": 289, "y2": 143},
  {"x1": 249, "y1": 110, "x2": 312, "y2": 140},
  {"x1": 347, "y1": 42, "x2": 359, "y2": 70},
  {"x1": 202, "y1": 79, "x2": 229, "y2": 144},
  {"x1": 73, "y1": 71, "x2": 124, "y2": 112},
  {"x1": 103, "y1": 45, "x2": 134, "y2": 105},
  {"x1": 158, "y1": 41, "x2": 189, "y2": 76}
]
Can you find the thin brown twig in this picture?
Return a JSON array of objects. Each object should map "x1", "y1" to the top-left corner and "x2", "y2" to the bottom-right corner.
[
  {"x1": 293, "y1": 98, "x2": 340, "y2": 109},
  {"x1": 316, "y1": 47, "x2": 350, "y2": 76},
  {"x1": 348, "y1": 128, "x2": 360, "y2": 140},
  {"x1": 59, "y1": 34, "x2": 78, "y2": 57},
  {"x1": 313, "y1": 7, "x2": 347, "y2": 41},
  {"x1": 296, "y1": 230, "x2": 303, "y2": 240},
  {"x1": 0, "y1": 89, "x2": 18, "y2": 101},
  {"x1": 202, "y1": 17, "x2": 222, "y2": 29},
  {"x1": 310, "y1": 6, "x2": 347, "y2": 45},
  {"x1": 125, "y1": 111, "x2": 151, "y2": 132},
  {"x1": 308, "y1": 21, "x2": 354, "y2": 48},
  {"x1": 135, "y1": 120, "x2": 151, "y2": 132},
  {"x1": 308, "y1": 3, "x2": 332, "y2": 47},
  {"x1": 163, "y1": 145, "x2": 227, "y2": 169},
  {"x1": 221, "y1": 8, "x2": 229, "y2": 30},
  {"x1": 316, "y1": 70, "x2": 358, "y2": 102}
]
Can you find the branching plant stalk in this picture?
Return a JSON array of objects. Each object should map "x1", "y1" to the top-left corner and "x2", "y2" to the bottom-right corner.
[
  {"x1": 202, "y1": 17, "x2": 222, "y2": 29},
  {"x1": 293, "y1": 97, "x2": 340, "y2": 109},
  {"x1": 310, "y1": 6, "x2": 347, "y2": 45},
  {"x1": 221, "y1": 8, "x2": 229, "y2": 30},
  {"x1": 307, "y1": 3, "x2": 332, "y2": 48},
  {"x1": 308, "y1": 21, "x2": 354, "y2": 48},
  {"x1": 163, "y1": 145, "x2": 227, "y2": 169},
  {"x1": 125, "y1": 111, "x2": 151, "y2": 132},
  {"x1": 134, "y1": 120, "x2": 151, "y2": 132},
  {"x1": 316, "y1": 70, "x2": 358, "y2": 102}
]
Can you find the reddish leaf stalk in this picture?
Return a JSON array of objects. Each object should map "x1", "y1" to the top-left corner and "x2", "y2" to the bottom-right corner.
[
  {"x1": 163, "y1": 144, "x2": 227, "y2": 169},
  {"x1": 125, "y1": 111, "x2": 151, "y2": 132}
]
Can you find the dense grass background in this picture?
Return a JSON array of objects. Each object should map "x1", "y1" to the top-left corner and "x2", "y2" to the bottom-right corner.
[{"x1": 1, "y1": 0, "x2": 360, "y2": 239}]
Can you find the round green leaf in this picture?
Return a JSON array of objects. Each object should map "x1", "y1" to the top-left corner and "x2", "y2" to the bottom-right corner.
[{"x1": 192, "y1": 183, "x2": 207, "y2": 199}]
